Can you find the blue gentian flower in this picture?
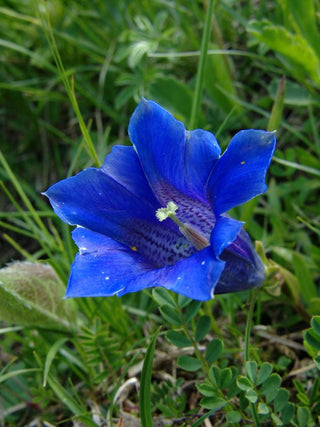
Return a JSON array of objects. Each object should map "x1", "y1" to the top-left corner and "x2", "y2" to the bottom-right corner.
[{"x1": 44, "y1": 99, "x2": 276, "y2": 301}]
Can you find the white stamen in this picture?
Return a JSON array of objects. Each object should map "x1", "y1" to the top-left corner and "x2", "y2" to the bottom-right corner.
[{"x1": 156, "y1": 201, "x2": 179, "y2": 222}]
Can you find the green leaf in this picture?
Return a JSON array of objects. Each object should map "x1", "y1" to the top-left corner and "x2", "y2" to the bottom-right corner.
[
  {"x1": 267, "y1": 76, "x2": 286, "y2": 132},
  {"x1": 256, "y1": 362, "x2": 273, "y2": 385},
  {"x1": 196, "y1": 382, "x2": 217, "y2": 397},
  {"x1": 258, "y1": 402, "x2": 270, "y2": 414},
  {"x1": 248, "y1": 20, "x2": 320, "y2": 86},
  {"x1": 195, "y1": 315, "x2": 211, "y2": 342},
  {"x1": 288, "y1": 0, "x2": 320, "y2": 58},
  {"x1": 200, "y1": 397, "x2": 227, "y2": 411},
  {"x1": 209, "y1": 366, "x2": 221, "y2": 388},
  {"x1": 47, "y1": 375, "x2": 86, "y2": 417},
  {"x1": 0, "y1": 262, "x2": 76, "y2": 330},
  {"x1": 0, "y1": 368, "x2": 40, "y2": 384},
  {"x1": 271, "y1": 413, "x2": 283, "y2": 426},
  {"x1": 280, "y1": 402, "x2": 295, "y2": 424},
  {"x1": 152, "y1": 288, "x2": 177, "y2": 308},
  {"x1": 260, "y1": 373, "x2": 281, "y2": 403},
  {"x1": 293, "y1": 379, "x2": 305, "y2": 394},
  {"x1": 177, "y1": 294, "x2": 192, "y2": 308},
  {"x1": 220, "y1": 368, "x2": 233, "y2": 390},
  {"x1": 315, "y1": 355, "x2": 320, "y2": 370},
  {"x1": 297, "y1": 406, "x2": 312, "y2": 427},
  {"x1": 273, "y1": 388, "x2": 290, "y2": 412},
  {"x1": 305, "y1": 329, "x2": 320, "y2": 351},
  {"x1": 159, "y1": 305, "x2": 181, "y2": 325},
  {"x1": 43, "y1": 337, "x2": 69, "y2": 387},
  {"x1": 311, "y1": 316, "x2": 320, "y2": 336},
  {"x1": 246, "y1": 388, "x2": 258, "y2": 404},
  {"x1": 205, "y1": 338, "x2": 224, "y2": 363},
  {"x1": 183, "y1": 300, "x2": 202, "y2": 323},
  {"x1": 139, "y1": 328, "x2": 160, "y2": 427},
  {"x1": 246, "y1": 361, "x2": 258, "y2": 384},
  {"x1": 226, "y1": 411, "x2": 242, "y2": 423},
  {"x1": 166, "y1": 330, "x2": 191, "y2": 348},
  {"x1": 150, "y1": 76, "x2": 195, "y2": 125},
  {"x1": 177, "y1": 356, "x2": 202, "y2": 372},
  {"x1": 269, "y1": 78, "x2": 317, "y2": 107},
  {"x1": 292, "y1": 252, "x2": 317, "y2": 304},
  {"x1": 237, "y1": 376, "x2": 253, "y2": 391}
]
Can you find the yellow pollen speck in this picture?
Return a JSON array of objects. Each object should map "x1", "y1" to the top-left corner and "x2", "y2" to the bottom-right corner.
[
  {"x1": 131, "y1": 246, "x2": 137, "y2": 252},
  {"x1": 241, "y1": 161, "x2": 245, "y2": 165}
]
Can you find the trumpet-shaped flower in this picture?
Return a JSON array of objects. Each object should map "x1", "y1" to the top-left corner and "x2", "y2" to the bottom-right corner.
[{"x1": 44, "y1": 99, "x2": 276, "y2": 301}]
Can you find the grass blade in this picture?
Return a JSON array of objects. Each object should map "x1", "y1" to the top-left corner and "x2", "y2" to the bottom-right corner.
[{"x1": 139, "y1": 327, "x2": 161, "y2": 427}]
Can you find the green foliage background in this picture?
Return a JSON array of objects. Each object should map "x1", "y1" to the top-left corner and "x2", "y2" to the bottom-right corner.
[{"x1": 0, "y1": 0, "x2": 319, "y2": 425}]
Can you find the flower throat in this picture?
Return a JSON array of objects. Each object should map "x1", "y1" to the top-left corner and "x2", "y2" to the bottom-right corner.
[{"x1": 156, "y1": 201, "x2": 209, "y2": 251}]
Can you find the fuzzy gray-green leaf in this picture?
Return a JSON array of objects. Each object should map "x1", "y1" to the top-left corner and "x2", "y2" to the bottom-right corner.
[{"x1": 0, "y1": 262, "x2": 76, "y2": 330}]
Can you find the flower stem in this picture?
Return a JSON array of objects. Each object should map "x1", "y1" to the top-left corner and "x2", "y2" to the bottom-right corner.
[
  {"x1": 189, "y1": 0, "x2": 216, "y2": 129},
  {"x1": 244, "y1": 289, "x2": 257, "y2": 365},
  {"x1": 244, "y1": 289, "x2": 261, "y2": 427}
]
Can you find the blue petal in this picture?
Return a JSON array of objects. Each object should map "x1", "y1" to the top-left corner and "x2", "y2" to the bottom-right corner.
[
  {"x1": 66, "y1": 227, "x2": 155, "y2": 297},
  {"x1": 128, "y1": 99, "x2": 221, "y2": 204},
  {"x1": 118, "y1": 247, "x2": 226, "y2": 301},
  {"x1": 214, "y1": 228, "x2": 265, "y2": 294},
  {"x1": 44, "y1": 146, "x2": 161, "y2": 245},
  {"x1": 207, "y1": 130, "x2": 276, "y2": 215},
  {"x1": 210, "y1": 216, "x2": 244, "y2": 258},
  {"x1": 67, "y1": 228, "x2": 225, "y2": 301}
]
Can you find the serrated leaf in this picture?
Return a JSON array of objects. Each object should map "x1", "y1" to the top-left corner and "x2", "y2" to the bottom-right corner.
[
  {"x1": 248, "y1": 20, "x2": 320, "y2": 86},
  {"x1": 152, "y1": 288, "x2": 176, "y2": 308},
  {"x1": 200, "y1": 397, "x2": 227, "y2": 411},
  {"x1": 0, "y1": 262, "x2": 76, "y2": 330},
  {"x1": 159, "y1": 304, "x2": 181, "y2": 325},
  {"x1": 177, "y1": 356, "x2": 202, "y2": 372},
  {"x1": 166, "y1": 330, "x2": 191, "y2": 348},
  {"x1": 288, "y1": 0, "x2": 320, "y2": 58},
  {"x1": 256, "y1": 362, "x2": 273, "y2": 385},
  {"x1": 195, "y1": 315, "x2": 211, "y2": 342},
  {"x1": 205, "y1": 338, "x2": 223, "y2": 363}
]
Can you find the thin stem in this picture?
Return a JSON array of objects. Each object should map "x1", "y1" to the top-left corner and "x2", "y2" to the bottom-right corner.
[
  {"x1": 189, "y1": 0, "x2": 216, "y2": 129},
  {"x1": 244, "y1": 289, "x2": 261, "y2": 427},
  {"x1": 244, "y1": 289, "x2": 258, "y2": 366}
]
